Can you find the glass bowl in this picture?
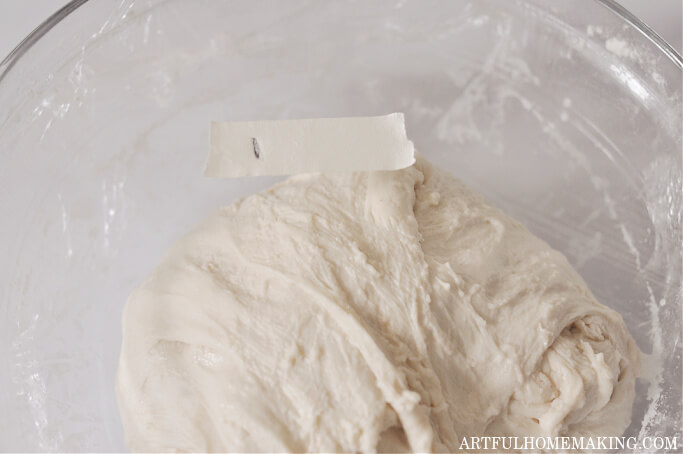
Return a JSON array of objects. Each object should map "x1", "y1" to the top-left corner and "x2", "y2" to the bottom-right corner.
[{"x1": 0, "y1": 0, "x2": 680, "y2": 451}]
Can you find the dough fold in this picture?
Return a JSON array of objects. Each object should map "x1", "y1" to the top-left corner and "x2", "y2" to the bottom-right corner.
[{"x1": 116, "y1": 156, "x2": 639, "y2": 452}]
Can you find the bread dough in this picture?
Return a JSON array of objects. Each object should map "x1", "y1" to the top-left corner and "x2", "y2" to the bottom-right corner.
[{"x1": 116, "y1": 156, "x2": 640, "y2": 452}]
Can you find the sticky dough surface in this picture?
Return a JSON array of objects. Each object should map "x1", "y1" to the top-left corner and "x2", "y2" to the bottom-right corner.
[{"x1": 116, "y1": 156, "x2": 640, "y2": 452}]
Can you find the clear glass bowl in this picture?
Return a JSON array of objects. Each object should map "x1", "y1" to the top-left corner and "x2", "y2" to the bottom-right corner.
[{"x1": 0, "y1": 0, "x2": 680, "y2": 451}]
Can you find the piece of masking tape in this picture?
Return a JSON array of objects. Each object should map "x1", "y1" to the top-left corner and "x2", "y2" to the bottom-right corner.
[{"x1": 205, "y1": 113, "x2": 415, "y2": 177}]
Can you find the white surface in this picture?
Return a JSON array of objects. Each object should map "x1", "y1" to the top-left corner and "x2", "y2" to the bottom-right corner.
[
  {"x1": 0, "y1": 0, "x2": 680, "y2": 63},
  {"x1": 207, "y1": 113, "x2": 415, "y2": 177},
  {"x1": 0, "y1": 0, "x2": 68, "y2": 62},
  {"x1": 618, "y1": 0, "x2": 681, "y2": 52}
]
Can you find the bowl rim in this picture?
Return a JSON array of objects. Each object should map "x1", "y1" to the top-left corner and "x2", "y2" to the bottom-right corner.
[{"x1": 0, "y1": 0, "x2": 681, "y2": 85}]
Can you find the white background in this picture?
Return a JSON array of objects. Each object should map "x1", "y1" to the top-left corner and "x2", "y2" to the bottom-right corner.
[{"x1": 0, "y1": 1, "x2": 681, "y2": 63}]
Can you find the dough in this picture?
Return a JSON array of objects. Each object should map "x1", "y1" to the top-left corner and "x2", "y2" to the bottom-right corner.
[{"x1": 116, "y1": 156, "x2": 640, "y2": 452}]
